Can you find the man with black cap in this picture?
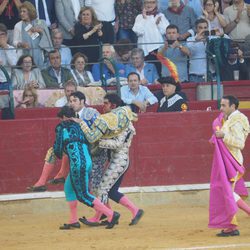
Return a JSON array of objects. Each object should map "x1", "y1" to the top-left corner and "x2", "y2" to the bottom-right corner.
[{"x1": 155, "y1": 76, "x2": 188, "y2": 112}]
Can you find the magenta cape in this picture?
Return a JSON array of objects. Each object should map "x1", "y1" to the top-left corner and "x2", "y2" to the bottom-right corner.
[{"x1": 208, "y1": 113, "x2": 248, "y2": 229}]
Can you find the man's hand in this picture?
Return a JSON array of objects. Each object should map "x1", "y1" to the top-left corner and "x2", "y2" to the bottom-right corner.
[{"x1": 215, "y1": 131, "x2": 225, "y2": 138}]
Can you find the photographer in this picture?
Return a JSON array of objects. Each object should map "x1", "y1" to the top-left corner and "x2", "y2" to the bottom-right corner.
[
  {"x1": 220, "y1": 42, "x2": 249, "y2": 81},
  {"x1": 158, "y1": 24, "x2": 190, "y2": 82}
]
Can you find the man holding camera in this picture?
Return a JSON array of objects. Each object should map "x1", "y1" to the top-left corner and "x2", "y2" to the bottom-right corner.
[{"x1": 158, "y1": 24, "x2": 190, "y2": 82}]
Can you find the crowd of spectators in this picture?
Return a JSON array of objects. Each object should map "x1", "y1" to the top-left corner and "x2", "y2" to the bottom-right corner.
[{"x1": 0, "y1": 0, "x2": 250, "y2": 113}]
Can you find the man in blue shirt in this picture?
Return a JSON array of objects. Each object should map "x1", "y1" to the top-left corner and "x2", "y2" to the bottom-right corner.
[{"x1": 121, "y1": 72, "x2": 158, "y2": 112}]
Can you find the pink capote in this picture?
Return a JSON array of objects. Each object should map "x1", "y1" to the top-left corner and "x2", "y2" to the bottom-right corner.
[{"x1": 208, "y1": 113, "x2": 248, "y2": 229}]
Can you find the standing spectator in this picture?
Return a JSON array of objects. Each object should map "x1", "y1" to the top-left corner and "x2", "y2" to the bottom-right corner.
[
  {"x1": 115, "y1": 0, "x2": 142, "y2": 43},
  {"x1": 12, "y1": 55, "x2": 45, "y2": 89},
  {"x1": 27, "y1": 0, "x2": 57, "y2": 29},
  {"x1": 16, "y1": 86, "x2": 43, "y2": 108},
  {"x1": 220, "y1": 42, "x2": 249, "y2": 81},
  {"x1": 13, "y1": 1, "x2": 53, "y2": 68},
  {"x1": 70, "y1": 52, "x2": 94, "y2": 86},
  {"x1": 202, "y1": 0, "x2": 227, "y2": 34},
  {"x1": 125, "y1": 48, "x2": 159, "y2": 85},
  {"x1": 158, "y1": 24, "x2": 190, "y2": 82},
  {"x1": 0, "y1": 0, "x2": 22, "y2": 45},
  {"x1": 156, "y1": 76, "x2": 188, "y2": 112},
  {"x1": 224, "y1": 0, "x2": 250, "y2": 40},
  {"x1": 72, "y1": 7, "x2": 103, "y2": 66},
  {"x1": 51, "y1": 29, "x2": 72, "y2": 68},
  {"x1": 41, "y1": 49, "x2": 73, "y2": 89},
  {"x1": 55, "y1": 80, "x2": 77, "y2": 107},
  {"x1": 121, "y1": 72, "x2": 158, "y2": 112},
  {"x1": 0, "y1": 23, "x2": 18, "y2": 75},
  {"x1": 55, "y1": 0, "x2": 85, "y2": 46},
  {"x1": 164, "y1": 0, "x2": 196, "y2": 40},
  {"x1": 92, "y1": 43, "x2": 126, "y2": 83}
]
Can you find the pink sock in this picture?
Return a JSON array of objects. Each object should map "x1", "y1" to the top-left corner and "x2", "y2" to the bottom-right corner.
[
  {"x1": 34, "y1": 162, "x2": 54, "y2": 186},
  {"x1": 119, "y1": 196, "x2": 139, "y2": 218},
  {"x1": 93, "y1": 199, "x2": 113, "y2": 222},
  {"x1": 54, "y1": 155, "x2": 69, "y2": 179},
  {"x1": 68, "y1": 200, "x2": 78, "y2": 224},
  {"x1": 87, "y1": 210, "x2": 102, "y2": 223},
  {"x1": 237, "y1": 199, "x2": 250, "y2": 215}
]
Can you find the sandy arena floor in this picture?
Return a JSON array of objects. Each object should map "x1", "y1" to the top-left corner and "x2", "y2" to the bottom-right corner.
[{"x1": 1, "y1": 196, "x2": 250, "y2": 250}]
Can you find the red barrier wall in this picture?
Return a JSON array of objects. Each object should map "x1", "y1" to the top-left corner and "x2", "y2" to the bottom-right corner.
[{"x1": 0, "y1": 111, "x2": 250, "y2": 194}]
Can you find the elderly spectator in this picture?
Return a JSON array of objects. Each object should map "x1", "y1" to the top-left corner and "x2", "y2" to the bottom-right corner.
[
  {"x1": 202, "y1": 0, "x2": 227, "y2": 34},
  {"x1": 55, "y1": 79, "x2": 77, "y2": 107},
  {"x1": 115, "y1": 0, "x2": 142, "y2": 43},
  {"x1": 158, "y1": 24, "x2": 190, "y2": 82},
  {"x1": 125, "y1": 48, "x2": 159, "y2": 85},
  {"x1": 121, "y1": 72, "x2": 158, "y2": 112},
  {"x1": 0, "y1": 0, "x2": 22, "y2": 45},
  {"x1": 16, "y1": 86, "x2": 43, "y2": 108},
  {"x1": 71, "y1": 52, "x2": 94, "y2": 86},
  {"x1": 72, "y1": 6, "x2": 104, "y2": 66},
  {"x1": 92, "y1": 43, "x2": 126, "y2": 83},
  {"x1": 114, "y1": 38, "x2": 134, "y2": 64},
  {"x1": 133, "y1": 0, "x2": 169, "y2": 75},
  {"x1": 220, "y1": 42, "x2": 249, "y2": 81},
  {"x1": 51, "y1": 29, "x2": 72, "y2": 68},
  {"x1": 13, "y1": 1, "x2": 53, "y2": 68},
  {"x1": 163, "y1": 0, "x2": 196, "y2": 40},
  {"x1": 27, "y1": 0, "x2": 57, "y2": 29},
  {"x1": 41, "y1": 49, "x2": 73, "y2": 89},
  {"x1": 156, "y1": 76, "x2": 188, "y2": 112},
  {"x1": 223, "y1": 0, "x2": 250, "y2": 41},
  {"x1": 0, "y1": 23, "x2": 18, "y2": 75},
  {"x1": 55, "y1": 0, "x2": 85, "y2": 46},
  {"x1": 12, "y1": 55, "x2": 45, "y2": 89}
]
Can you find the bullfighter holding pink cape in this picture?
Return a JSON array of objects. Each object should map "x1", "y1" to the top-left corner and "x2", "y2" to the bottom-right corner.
[{"x1": 208, "y1": 96, "x2": 250, "y2": 237}]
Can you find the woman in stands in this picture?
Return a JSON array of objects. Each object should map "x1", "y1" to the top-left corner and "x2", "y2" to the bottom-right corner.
[
  {"x1": 16, "y1": 86, "x2": 43, "y2": 108},
  {"x1": 13, "y1": 1, "x2": 53, "y2": 68},
  {"x1": 70, "y1": 52, "x2": 94, "y2": 86},
  {"x1": 12, "y1": 55, "x2": 45, "y2": 90}
]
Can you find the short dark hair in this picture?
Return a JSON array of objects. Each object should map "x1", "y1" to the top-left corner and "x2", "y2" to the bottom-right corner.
[
  {"x1": 195, "y1": 18, "x2": 208, "y2": 28},
  {"x1": 166, "y1": 24, "x2": 179, "y2": 33},
  {"x1": 222, "y1": 95, "x2": 239, "y2": 109},
  {"x1": 48, "y1": 49, "x2": 60, "y2": 58},
  {"x1": 57, "y1": 106, "x2": 76, "y2": 118},
  {"x1": 70, "y1": 91, "x2": 86, "y2": 103},
  {"x1": 104, "y1": 93, "x2": 124, "y2": 107},
  {"x1": 127, "y1": 71, "x2": 140, "y2": 81}
]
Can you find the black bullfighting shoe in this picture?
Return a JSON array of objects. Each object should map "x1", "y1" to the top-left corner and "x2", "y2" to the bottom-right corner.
[
  {"x1": 26, "y1": 185, "x2": 47, "y2": 192},
  {"x1": 129, "y1": 209, "x2": 144, "y2": 226},
  {"x1": 59, "y1": 222, "x2": 81, "y2": 230},
  {"x1": 216, "y1": 229, "x2": 240, "y2": 237},
  {"x1": 79, "y1": 217, "x2": 100, "y2": 227},
  {"x1": 105, "y1": 211, "x2": 120, "y2": 229},
  {"x1": 48, "y1": 177, "x2": 65, "y2": 185}
]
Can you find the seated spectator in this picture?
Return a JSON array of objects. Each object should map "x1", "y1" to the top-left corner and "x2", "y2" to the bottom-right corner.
[
  {"x1": 70, "y1": 52, "x2": 94, "y2": 86},
  {"x1": 114, "y1": 39, "x2": 134, "y2": 64},
  {"x1": 115, "y1": 0, "x2": 142, "y2": 43},
  {"x1": 0, "y1": 23, "x2": 18, "y2": 76},
  {"x1": 92, "y1": 43, "x2": 126, "y2": 83},
  {"x1": 51, "y1": 30, "x2": 72, "y2": 69},
  {"x1": 220, "y1": 42, "x2": 249, "y2": 81},
  {"x1": 186, "y1": 18, "x2": 211, "y2": 82},
  {"x1": 13, "y1": 1, "x2": 53, "y2": 68},
  {"x1": 12, "y1": 55, "x2": 45, "y2": 90},
  {"x1": 158, "y1": 24, "x2": 190, "y2": 82},
  {"x1": 202, "y1": 0, "x2": 227, "y2": 34},
  {"x1": 16, "y1": 86, "x2": 43, "y2": 108},
  {"x1": 125, "y1": 48, "x2": 159, "y2": 85},
  {"x1": 41, "y1": 50, "x2": 73, "y2": 89},
  {"x1": 72, "y1": 6, "x2": 104, "y2": 66},
  {"x1": 55, "y1": 80, "x2": 77, "y2": 107},
  {"x1": 223, "y1": 0, "x2": 250, "y2": 41},
  {"x1": 163, "y1": 0, "x2": 196, "y2": 40},
  {"x1": 242, "y1": 34, "x2": 250, "y2": 79},
  {"x1": 155, "y1": 76, "x2": 188, "y2": 112},
  {"x1": 0, "y1": 0, "x2": 21, "y2": 45},
  {"x1": 132, "y1": 0, "x2": 169, "y2": 75},
  {"x1": 121, "y1": 72, "x2": 158, "y2": 112}
]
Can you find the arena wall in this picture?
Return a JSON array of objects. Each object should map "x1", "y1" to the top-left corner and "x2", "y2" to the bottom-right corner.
[{"x1": 0, "y1": 110, "x2": 250, "y2": 195}]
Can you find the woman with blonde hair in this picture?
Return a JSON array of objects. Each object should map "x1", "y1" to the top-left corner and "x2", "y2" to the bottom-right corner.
[{"x1": 13, "y1": 1, "x2": 53, "y2": 68}]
